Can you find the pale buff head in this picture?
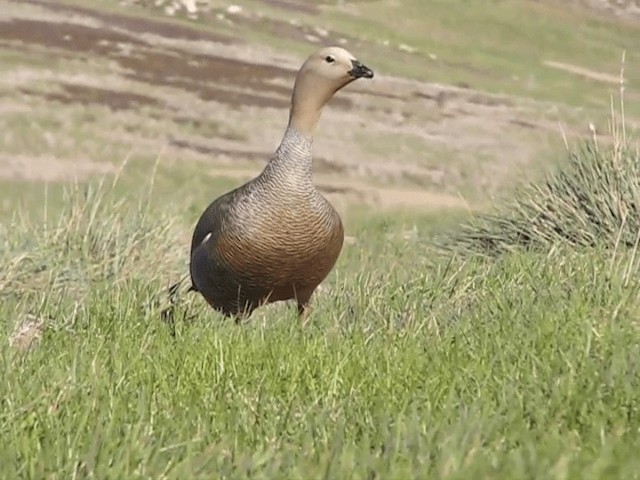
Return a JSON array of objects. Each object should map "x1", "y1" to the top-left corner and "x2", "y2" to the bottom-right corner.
[{"x1": 288, "y1": 46, "x2": 374, "y2": 137}]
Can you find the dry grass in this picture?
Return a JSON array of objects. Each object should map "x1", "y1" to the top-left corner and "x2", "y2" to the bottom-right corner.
[
  {"x1": 437, "y1": 64, "x2": 640, "y2": 256},
  {"x1": 0, "y1": 163, "x2": 184, "y2": 311}
]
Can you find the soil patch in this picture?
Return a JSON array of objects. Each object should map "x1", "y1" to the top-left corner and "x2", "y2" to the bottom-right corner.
[
  {"x1": 2, "y1": 16, "x2": 352, "y2": 110},
  {"x1": 544, "y1": 60, "x2": 621, "y2": 84},
  {"x1": 115, "y1": 48, "x2": 295, "y2": 108},
  {"x1": 235, "y1": 16, "x2": 357, "y2": 47},
  {"x1": 262, "y1": 0, "x2": 320, "y2": 15},
  {"x1": 20, "y1": 83, "x2": 162, "y2": 111},
  {"x1": 168, "y1": 138, "x2": 347, "y2": 174},
  {"x1": 0, "y1": 154, "x2": 115, "y2": 182},
  {"x1": 22, "y1": 0, "x2": 234, "y2": 44},
  {"x1": 200, "y1": 166, "x2": 469, "y2": 211},
  {"x1": 1, "y1": 18, "x2": 147, "y2": 55}
]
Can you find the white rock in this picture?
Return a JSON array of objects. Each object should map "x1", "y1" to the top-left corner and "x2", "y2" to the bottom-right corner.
[
  {"x1": 398, "y1": 43, "x2": 416, "y2": 53},
  {"x1": 182, "y1": 0, "x2": 197, "y2": 13},
  {"x1": 227, "y1": 5, "x2": 242, "y2": 14}
]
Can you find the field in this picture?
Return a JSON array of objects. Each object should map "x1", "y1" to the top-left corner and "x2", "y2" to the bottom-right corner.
[{"x1": 1, "y1": 0, "x2": 640, "y2": 478}]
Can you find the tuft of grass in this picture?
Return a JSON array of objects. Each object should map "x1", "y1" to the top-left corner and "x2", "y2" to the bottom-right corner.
[
  {"x1": 0, "y1": 167, "x2": 183, "y2": 320},
  {"x1": 438, "y1": 85, "x2": 640, "y2": 257}
]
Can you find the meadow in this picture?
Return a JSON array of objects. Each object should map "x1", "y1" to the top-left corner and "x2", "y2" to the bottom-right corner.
[{"x1": 1, "y1": 0, "x2": 640, "y2": 478}]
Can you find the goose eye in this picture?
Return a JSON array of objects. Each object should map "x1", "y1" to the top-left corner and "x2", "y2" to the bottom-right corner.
[{"x1": 325, "y1": 55, "x2": 335, "y2": 64}]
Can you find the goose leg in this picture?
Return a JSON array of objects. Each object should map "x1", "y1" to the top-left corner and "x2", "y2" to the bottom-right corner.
[
  {"x1": 296, "y1": 290, "x2": 314, "y2": 326},
  {"x1": 161, "y1": 276, "x2": 199, "y2": 337},
  {"x1": 297, "y1": 302, "x2": 311, "y2": 326},
  {"x1": 232, "y1": 301, "x2": 257, "y2": 325},
  {"x1": 161, "y1": 276, "x2": 195, "y2": 324}
]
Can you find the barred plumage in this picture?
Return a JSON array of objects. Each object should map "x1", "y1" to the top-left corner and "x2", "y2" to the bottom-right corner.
[{"x1": 188, "y1": 46, "x2": 373, "y2": 321}]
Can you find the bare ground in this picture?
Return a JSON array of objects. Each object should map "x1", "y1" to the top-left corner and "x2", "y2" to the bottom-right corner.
[{"x1": 0, "y1": 0, "x2": 592, "y2": 210}]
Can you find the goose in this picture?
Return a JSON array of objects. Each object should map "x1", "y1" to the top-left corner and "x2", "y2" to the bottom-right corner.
[{"x1": 188, "y1": 46, "x2": 374, "y2": 321}]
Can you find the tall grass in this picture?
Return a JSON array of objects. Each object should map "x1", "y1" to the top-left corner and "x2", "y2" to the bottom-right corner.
[
  {"x1": 0, "y1": 165, "x2": 185, "y2": 346},
  {"x1": 2, "y1": 236, "x2": 640, "y2": 478},
  {"x1": 437, "y1": 73, "x2": 640, "y2": 257}
]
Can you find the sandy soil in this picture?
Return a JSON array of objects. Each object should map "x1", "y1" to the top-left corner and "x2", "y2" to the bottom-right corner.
[
  {"x1": 567, "y1": 0, "x2": 640, "y2": 21},
  {"x1": 543, "y1": 61, "x2": 622, "y2": 85},
  {"x1": 0, "y1": 0, "x2": 587, "y2": 210}
]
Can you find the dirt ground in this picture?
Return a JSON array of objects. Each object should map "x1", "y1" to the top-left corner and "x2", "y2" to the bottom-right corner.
[
  {"x1": 570, "y1": 0, "x2": 640, "y2": 20},
  {"x1": 0, "y1": 0, "x2": 594, "y2": 210}
]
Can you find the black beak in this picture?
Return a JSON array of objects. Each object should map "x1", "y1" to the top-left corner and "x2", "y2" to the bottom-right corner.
[{"x1": 348, "y1": 59, "x2": 374, "y2": 79}]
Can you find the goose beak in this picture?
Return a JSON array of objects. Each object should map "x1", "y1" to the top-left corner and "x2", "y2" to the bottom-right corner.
[{"x1": 348, "y1": 60, "x2": 374, "y2": 79}]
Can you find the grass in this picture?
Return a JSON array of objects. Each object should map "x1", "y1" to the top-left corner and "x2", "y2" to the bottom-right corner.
[
  {"x1": 322, "y1": 0, "x2": 640, "y2": 112},
  {"x1": 172, "y1": 0, "x2": 640, "y2": 118},
  {"x1": 48, "y1": 0, "x2": 640, "y2": 119},
  {"x1": 2, "y1": 225, "x2": 640, "y2": 477},
  {"x1": 439, "y1": 91, "x2": 640, "y2": 256},
  {"x1": 2, "y1": 143, "x2": 640, "y2": 477},
  {"x1": 2, "y1": 1, "x2": 640, "y2": 477}
]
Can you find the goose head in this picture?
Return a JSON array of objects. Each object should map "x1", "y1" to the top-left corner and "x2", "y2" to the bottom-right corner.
[{"x1": 289, "y1": 46, "x2": 374, "y2": 137}]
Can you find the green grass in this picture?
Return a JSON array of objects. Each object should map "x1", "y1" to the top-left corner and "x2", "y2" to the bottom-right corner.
[
  {"x1": 2, "y1": 1, "x2": 640, "y2": 477},
  {"x1": 1, "y1": 173, "x2": 640, "y2": 478},
  {"x1": 323, "y1": 1, "x2": 639, "y2": 113},
  {"x1": 438, "y1": 97, "x2": 640, "y2": 256},
  {"x1": 165, "y1": 0, "x2": 640, "y2": 119}
]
